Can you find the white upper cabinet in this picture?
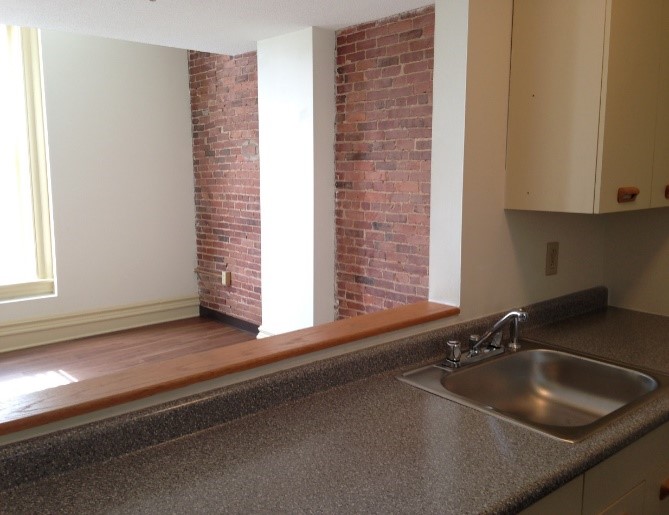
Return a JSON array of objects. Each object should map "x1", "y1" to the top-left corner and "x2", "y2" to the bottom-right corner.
[{"x1": 505, "y1": 0, "x2": 666, "y2": 214}]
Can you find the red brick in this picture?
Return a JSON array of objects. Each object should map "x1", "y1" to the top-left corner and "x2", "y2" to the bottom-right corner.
[
  {"x1": 345, "y1": 30, "x2": 367, "y2": 44},
  {"x1": 335, "y1": 5, "x2": 434, "y2": 319},
  {"x1": 339, "y1": 42, "x2": 356, "y2": 55},
  {"x1": 356, "y1": 38, "x2": 377, "y2": 51},
  {"x1": 377, "y1": 34, "x2": 399, "y2": 48},
  {"x1": 399, "y1": 29, "x2": 424, "y2": 42},
  {"x1": 365, "y1": 47, "x2": 388, "y2": 59},
  {"x1": 188, "y1": 51, "x2": 261, "y2": 326}
]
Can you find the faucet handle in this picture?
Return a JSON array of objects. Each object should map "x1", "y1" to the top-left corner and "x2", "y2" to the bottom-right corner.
[
  {"x1": 446, "y1": 340, "x2": 462, "y2": 365},
  {"x1": 489, "y1": 332, "x2": 503, "y2": 349},
  {"x1": 507, "y1": 309, "x2": 528, "y2": 351},
  {"x1": 468, "y1": 335, "x2": 480, "y2": 356}
]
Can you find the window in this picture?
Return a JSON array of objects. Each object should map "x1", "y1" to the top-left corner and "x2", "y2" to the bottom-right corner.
[{"x1": 0, "y1": 25, "x2": 55, "y2": 302}]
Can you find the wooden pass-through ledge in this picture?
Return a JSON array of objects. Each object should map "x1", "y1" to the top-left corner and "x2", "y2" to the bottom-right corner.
[{"x1": 0, "y1": 301, "x2": 459, "y2": 436}]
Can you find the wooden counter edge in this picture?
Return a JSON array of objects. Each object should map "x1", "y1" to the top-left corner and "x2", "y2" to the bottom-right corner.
[{"x1": 0, "y1": 301, "x2": 459, "y2": 436}]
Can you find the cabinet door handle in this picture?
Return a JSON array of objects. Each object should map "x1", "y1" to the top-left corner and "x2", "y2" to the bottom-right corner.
[
  {"x1": 665, "y1": 185, "x2": 669, "y2": 200},
  {"x1": 617, "y1": 187, "x2": 640, "y2": 203},
  {"x1": 661, "y1": 478, "x2": 669, "y2": 500}
]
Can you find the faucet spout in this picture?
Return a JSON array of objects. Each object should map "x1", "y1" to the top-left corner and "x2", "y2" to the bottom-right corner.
[{"x1": 470, "y1": 309, "x2": 528, "y2": 354}]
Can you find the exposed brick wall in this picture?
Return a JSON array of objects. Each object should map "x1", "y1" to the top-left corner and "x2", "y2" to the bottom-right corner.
[
  {"x1": 188, "y1": 6, "x2": 433, "y2": 324},
  {"x1": 335, "y1": 6, "x2": 434, "y2": 318},
  {"x1": 189, "y1": 51, "x2": 261, "y2": 326}
]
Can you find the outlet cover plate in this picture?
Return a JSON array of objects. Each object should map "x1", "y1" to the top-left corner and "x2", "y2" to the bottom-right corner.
[{"x1": 546, "y1": 242, "x2": 559, "y2": 276}]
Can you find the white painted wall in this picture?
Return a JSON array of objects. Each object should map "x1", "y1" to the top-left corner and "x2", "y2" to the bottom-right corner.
[
  {"x1": 257, "y1": 27, "x2": 335, "y2": 336},
  {"x1": 603, "y1": 209, "x2": 669, "y2": 315},
  {"x1": 0, "y1": 31, "x2": 198, "y2": 324},
  {"x1": 312, "y1": 29, "x2": 337, "y2": 326},
  {"x1": 431, "y1": 0, "x2": 607, "y2": 321}
]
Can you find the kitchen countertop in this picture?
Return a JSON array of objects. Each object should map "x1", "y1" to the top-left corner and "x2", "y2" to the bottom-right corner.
[
  {"x1": 2, "y1": 303, "x2": 669, "y2": 514},
  {"x1": 526, "y1": 307, "x2": 669, "y2": 374}
]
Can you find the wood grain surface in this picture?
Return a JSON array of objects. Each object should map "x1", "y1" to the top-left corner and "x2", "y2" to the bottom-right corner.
[{"x1": 0, "y1": 302, "x2": 458, "y2": 436}]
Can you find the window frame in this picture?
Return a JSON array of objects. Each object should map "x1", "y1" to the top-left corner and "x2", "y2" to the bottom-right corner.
[{"x1": 0, "y1": 27, "x2": 55, "y2": 303}]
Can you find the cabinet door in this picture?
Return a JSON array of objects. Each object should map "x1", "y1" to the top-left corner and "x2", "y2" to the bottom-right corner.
[
  {"x1": 650, "y1": 0, "x2": 669, "y2": 208},
  {"x1": 645, "y1": 459, "x2": 669, "y2": 515},
  {"x1": 583, "y1": 442, "x2": 648, "y2": 515},
  {"x1": 600, "y1": 481, "x2": 645, "y2": 514},
  {"x1": 505, "y1": 0, "x2": 607, "y2": 213},
  {"x1": 584, "y1": 423, "x2": 669, "y2": 514},
  {"x1": 596, "y1": 0, "x2": 662, "y2": 213},
  {"x1": 520, "y1": 476, "x2": 584, "y2": 515}
]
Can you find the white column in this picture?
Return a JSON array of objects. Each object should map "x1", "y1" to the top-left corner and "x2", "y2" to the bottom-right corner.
[
  {"x1": 257, "y1": 27, "x2": 335, "y2": 337},
  {"x1": 429, "y1": 0, "x2": 470, "y2": 307}
]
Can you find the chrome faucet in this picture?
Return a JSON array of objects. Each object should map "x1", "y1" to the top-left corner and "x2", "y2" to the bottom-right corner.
[
  {"x1": 470, "y1": 309, "x2": 528, "y2": 355},
  {"x1": 442, "y1": 309, "x2": 528, "y2": 369}
]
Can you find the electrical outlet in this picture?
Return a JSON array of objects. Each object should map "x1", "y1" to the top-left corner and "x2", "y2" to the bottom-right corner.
[{"x1": 546, "y1": 242, "x2": 559, "y2": 276}]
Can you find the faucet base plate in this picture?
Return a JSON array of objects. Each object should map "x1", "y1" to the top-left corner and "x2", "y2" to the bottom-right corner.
[{"x1": 438, "y1": 346, "x2": 505, "y2": 369}]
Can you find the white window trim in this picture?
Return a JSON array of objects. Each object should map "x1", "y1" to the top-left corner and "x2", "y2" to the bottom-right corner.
[
  {"x1": 0, "y1": 27, "x2": 55, "y2": 303},
  {"x1": 0, "y1": 279, "x2": 54, "y2": 302}
]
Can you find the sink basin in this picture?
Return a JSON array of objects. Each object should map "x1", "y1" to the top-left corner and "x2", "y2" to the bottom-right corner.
[{"x1": 399, "y1": 343, "x2": 667, "y2": 442}]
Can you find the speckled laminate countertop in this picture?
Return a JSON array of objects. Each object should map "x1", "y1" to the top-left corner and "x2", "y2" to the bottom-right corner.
[
  {"x1": 2, "y1": 302, "x2": 669, "y2": 514},
  {"x1": 526, "y1": 307, "x2": 669, "y2": 374}
]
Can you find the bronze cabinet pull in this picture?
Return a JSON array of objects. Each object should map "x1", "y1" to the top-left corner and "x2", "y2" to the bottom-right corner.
[{"x1": 617, "y1": 187, "x2": 640, "y2": 203}]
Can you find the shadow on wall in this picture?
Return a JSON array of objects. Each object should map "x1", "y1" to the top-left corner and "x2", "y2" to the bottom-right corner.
[
  {"x1": 504, "y1": 210, "x2": 606, "y2": 306},
  {"x1": 601, "y1": 208, "x2": 669, "y2": 315}
]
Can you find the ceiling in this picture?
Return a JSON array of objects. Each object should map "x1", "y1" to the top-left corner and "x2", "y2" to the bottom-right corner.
[{"x1": 0, "y1": 0, "x2": 432, "y2": 55}]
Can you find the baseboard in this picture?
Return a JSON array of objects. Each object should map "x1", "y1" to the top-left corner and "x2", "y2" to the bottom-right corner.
[
  {"x1": 199, "y1": 306, "x2": 259, "y2": 335},
  {"x1": 256, "y1": 327, "x2": 273, "y2": 339},
  {"x1": 0, "y1": 296, "x2": 200, "y2": 353}
]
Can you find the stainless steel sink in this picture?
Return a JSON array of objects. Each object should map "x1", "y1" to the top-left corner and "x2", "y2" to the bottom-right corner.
[{"x1": 399, "y1": 342, "x2": 668, "y2": 442}]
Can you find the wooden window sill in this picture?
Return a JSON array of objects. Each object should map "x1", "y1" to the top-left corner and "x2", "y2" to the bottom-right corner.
[{"x1": 0, "y1": 301, "x2": 459, "y2": 436}]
